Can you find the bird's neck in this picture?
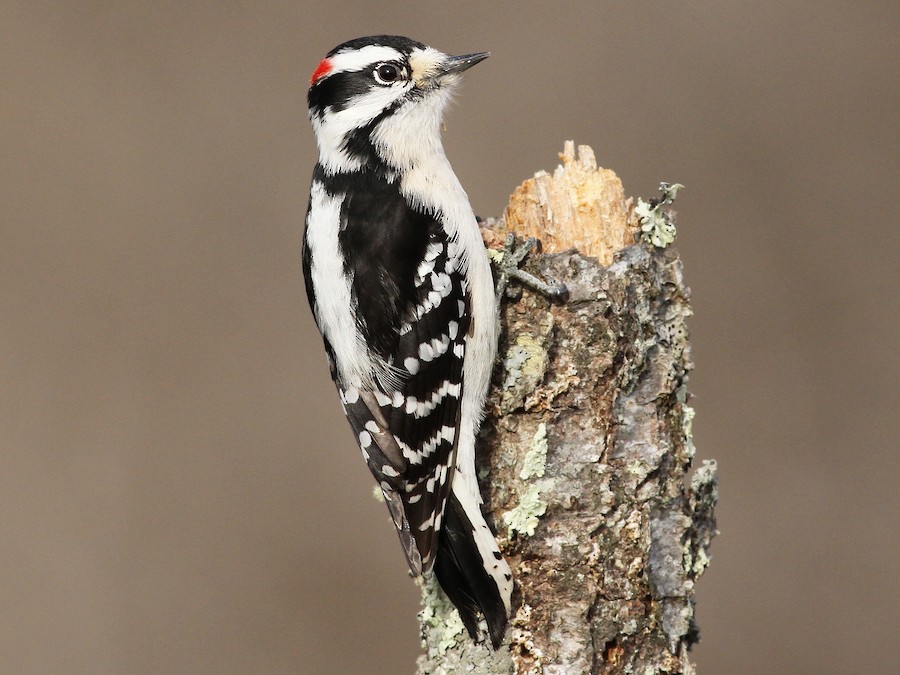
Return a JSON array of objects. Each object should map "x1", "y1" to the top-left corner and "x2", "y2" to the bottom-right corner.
[{"x1": 370, "y1": 93, "x2": 450, "y2": 173}]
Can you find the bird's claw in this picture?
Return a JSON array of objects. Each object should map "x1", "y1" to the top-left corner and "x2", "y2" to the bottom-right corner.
[{"x1": 491, "y1": 234, "x2": 569, "y2": 304}]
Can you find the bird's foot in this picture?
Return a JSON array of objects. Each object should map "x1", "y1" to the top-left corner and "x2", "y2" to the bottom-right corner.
[{"x1": 489, "y1": 234, "x2": 569, "y2": 304}]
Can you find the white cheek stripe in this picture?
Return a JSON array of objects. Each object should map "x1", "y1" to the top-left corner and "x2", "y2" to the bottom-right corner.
[{"x1": 313, "y1": 85, "x2": 415, "y2": 176}]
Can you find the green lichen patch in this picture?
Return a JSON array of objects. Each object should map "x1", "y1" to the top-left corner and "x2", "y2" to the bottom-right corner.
[
  {"x1": 636, "y1": 182, "x2": 684, "y2": 248},
  {"x1": 520, "y1": 423, "x2": 548, "y2": 480},
  {"x1": 676, "y1": 385, "x2": 697, "y2": 460},
  {"x1": 497, "y1": 310, "x2": 554, "y2": 414},
  {"x1": 417, "y1": 576, "x2": 466, "y2": 654},
  {"x1": 502, "y1": 484, "x2": 549, "y2": 538},
  {"x1": 499, "y1": 333, "x2": 550, "y2": 414}
]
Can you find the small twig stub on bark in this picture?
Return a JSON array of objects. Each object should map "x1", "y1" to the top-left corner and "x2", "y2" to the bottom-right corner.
[{"x1": 417, "y1": 143, "x2": 717, "y2": 675}]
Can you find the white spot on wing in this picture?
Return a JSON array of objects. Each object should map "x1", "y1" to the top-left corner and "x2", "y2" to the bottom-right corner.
[
  {"x1": 405, "y1": 396, "x2": 419, "y2": 415},
  {"x1": 415, "y1": 258, "x2": 436, "y2": 285},
  {"x1": 441, "y1": 425, "x2": 456, "y2": 443},
  {"x1": 431, "y1": 334, "x2": 450, "y2": 357},
  {"x1": 431, "y1": 272, "x2": 447, "y2": 291},
  {"x1": 404, "y1": 357, "x2": 420, "y2": 374},
  {"x1": 424, "y1": 241, "x2": 442, "y2": 261}
]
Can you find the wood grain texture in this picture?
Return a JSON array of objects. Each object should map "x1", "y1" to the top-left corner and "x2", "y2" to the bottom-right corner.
[{"x1": 501, "y1": 141, "x2": 638, "y2": 265}]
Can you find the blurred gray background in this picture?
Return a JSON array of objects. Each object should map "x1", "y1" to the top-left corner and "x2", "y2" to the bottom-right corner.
[{"x1": 2, "y1": 2, "x2": 898, "y2": 673}]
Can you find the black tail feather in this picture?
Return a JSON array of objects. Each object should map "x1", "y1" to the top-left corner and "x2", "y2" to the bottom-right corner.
[{"x1": 433, "y1": 495, "x2": 508, "y2": 649}]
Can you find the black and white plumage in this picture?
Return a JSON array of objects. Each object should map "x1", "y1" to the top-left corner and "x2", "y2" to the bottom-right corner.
[{"x1": 301, "y1": 36, "x2": 512, "y2": 647}]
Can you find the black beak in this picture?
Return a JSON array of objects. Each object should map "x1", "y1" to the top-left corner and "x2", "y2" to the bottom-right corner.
[{"x1": 437, "y1": 51, "x2": 491, "y2": 77}]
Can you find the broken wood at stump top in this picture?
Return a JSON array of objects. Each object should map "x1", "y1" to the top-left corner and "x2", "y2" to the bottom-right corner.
[{"x1": 502, "y1": 141, "x2": 637, "y2": 265}]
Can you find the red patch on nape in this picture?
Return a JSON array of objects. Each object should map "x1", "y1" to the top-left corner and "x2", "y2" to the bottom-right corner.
[{"x1": 310, "y1": 58, "x2": 332, "y2": 86}]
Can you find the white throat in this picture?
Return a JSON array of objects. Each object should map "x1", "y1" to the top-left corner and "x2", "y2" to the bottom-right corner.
[{"x1": 370, "y1": 88, "x2": 453, "y2": 173}]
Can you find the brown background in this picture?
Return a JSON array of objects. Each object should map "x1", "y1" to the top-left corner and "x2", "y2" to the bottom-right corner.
[{"x1": 2, "y1": 2, "x2": 897, "y2": 673}]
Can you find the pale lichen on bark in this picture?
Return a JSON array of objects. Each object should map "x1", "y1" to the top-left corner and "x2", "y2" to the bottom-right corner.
[{"x1": 416, "y1": 143, "x2": 717, "y2": 674}]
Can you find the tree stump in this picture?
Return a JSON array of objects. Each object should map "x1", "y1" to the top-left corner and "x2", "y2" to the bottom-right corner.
[{"x1": 416, "y1": 143, "x2": 717, "y2": 674}]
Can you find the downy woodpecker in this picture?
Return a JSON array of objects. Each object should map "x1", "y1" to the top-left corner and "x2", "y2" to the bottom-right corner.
[{"x1": 302, "y1": 36, "x2": 512, "y2": 647}]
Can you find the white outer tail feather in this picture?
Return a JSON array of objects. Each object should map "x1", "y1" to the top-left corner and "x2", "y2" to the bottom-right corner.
[{"x1": 451, "y1": 472, "x2": 513, "y2": 614}]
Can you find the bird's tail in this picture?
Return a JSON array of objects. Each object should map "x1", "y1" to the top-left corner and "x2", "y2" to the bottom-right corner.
[{"x1": 434, "y1": 491, "x2": 513, "y2": 649}]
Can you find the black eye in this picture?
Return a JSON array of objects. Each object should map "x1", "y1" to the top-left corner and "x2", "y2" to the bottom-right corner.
[{"x1": 374, "y1": 63, "x2": 400, "y2": 85}]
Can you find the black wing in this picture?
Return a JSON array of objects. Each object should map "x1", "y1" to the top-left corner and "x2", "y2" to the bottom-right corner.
[{"x1": 341, "y1": 225, "x2": 470, "y2": 574}]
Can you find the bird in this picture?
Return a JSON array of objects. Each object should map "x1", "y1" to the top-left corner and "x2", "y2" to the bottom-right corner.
[{"x1": 301, "y1": 35, "x2": 512, "y2": 647}]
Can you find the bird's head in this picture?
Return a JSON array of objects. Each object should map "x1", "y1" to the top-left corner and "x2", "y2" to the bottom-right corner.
[{"x1": 307, "y1": 35, "x2": 489, "y2": 175}]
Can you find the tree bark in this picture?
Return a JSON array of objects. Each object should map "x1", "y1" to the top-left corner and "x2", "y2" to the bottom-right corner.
[{"x1": 416, "y1": 144, "x2": 717, "y2": 674}]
